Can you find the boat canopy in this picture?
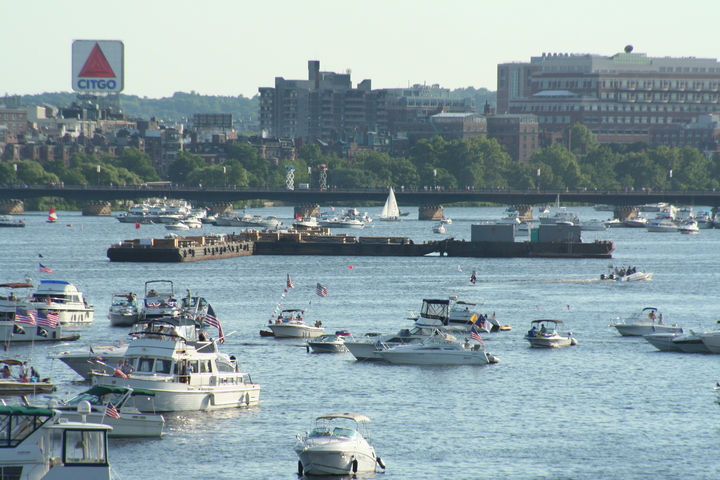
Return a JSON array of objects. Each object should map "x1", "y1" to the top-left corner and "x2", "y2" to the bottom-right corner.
[
  {"x1": 0, "y1": 405, "x2": 55, "y2": 416},
  {"x1": 82, "y1": 385, "x2": 156, "y2": 397},
  {"x1": 420, "y1": 299, "x2": 450, "y2": 320},
  {"x1": 316, "y1": 413, "x2": 371, "y2": 423},
  {"x1": 530, "y1": 319, "x2": 564, "y2": 325}
]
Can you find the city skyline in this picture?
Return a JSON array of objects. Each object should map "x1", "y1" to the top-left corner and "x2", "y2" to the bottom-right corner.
[{"x1": 4, "y1": 0, "x2": 720, "y2": 100}]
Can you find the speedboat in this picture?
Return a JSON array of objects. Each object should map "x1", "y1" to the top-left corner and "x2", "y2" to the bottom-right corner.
[
  {"x1": 344, "y1": 325, "x2": 440, "y2": 361},
  {"x1": 671, "y1": 330, "x2": 711, "y2": 354},
  {"x1": 307, "y1": 333, "x2": 349, "y2": 353},
  {"x1": 378, "y1": 331, "x2": 499, "y2": 365},
  {"x1": 139, "y1": 280, "x2": 182, "y2": 321},
  {"x1": 0, "y1": 405, "x2": 113, "y2": 478},
  {"x1": 432, "y1": 223, "x2": 446, "y2": 234},
  {"x1": 610, "y1": 307, "x2": 683, "y2": 336},
  {"x1": 694, "y1": 210, "x2": 713, "y2": 229},
  {"x1": 698, "y1": 329, "x2": 720, "y2": 354},
  {"x1": 678, "y1": 219, "x2": 700, "y2": 234},
  {"x1": 0, "y1": 359, "x2": 55, "y2": 396},
  {"x1": 30, "y1": 280, "x2": 94, "y2": 325},
  {"x1": 318, "y1": 216, "x2": 365, "y2": 229},
  {"x1": 268, "y1": 309, "x2": 324, "y2": 338},
  {"x1": 646, "y1": 217, "x2": 678, "y2": 232},
  {"x1": 581, "y1": 219, "x2": 607, "y2": 231},
  {"x1": 93, "y1": 306, "x2": 261, "y2": 412},
  {"x1": 49, "y1": 343, "x2": 128, "y2": 380},
  {"x1": 525, "y1": 319, "x2": 577, "y2": 348},
  {"x1": 623, "y1": 217, "x2": 648, "y2": 228},
  {"x1": 643, "y1": 332, "x2": 684, "y2": 352},
  {"x1": 108, "y1": 292, "x2": 139, "y2": 326},
  {"x1": 441, "y1": 216, "x2": 452, "y2": 224},
  {"x1": 44, "y1": 385, "x2": 165, "y2": 437},
  {"x1": 294, "y1": 413, "x2": 385, "y2": 476},
  {"x1": 410, "y1": 297, "x2": 502, "y2": 332},
  {"x1": 0, "y1": 282, "x2": 80, "y2": 342},
  {"x1": 601, "y1": 265, "x2": 653, "y2": 282},
  {"x1": 293, "y1": 216, "x2": 320, "y2": 229},
  {"x1": 165, "y1": 221, "x2": 189, "y2": 231}
]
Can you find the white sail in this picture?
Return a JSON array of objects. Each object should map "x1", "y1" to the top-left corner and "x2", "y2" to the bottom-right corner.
[{"x1": 380, "y1": 187, "x2": 401, "y2": 221}]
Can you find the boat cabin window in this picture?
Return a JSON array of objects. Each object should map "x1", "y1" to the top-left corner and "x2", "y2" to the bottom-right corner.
[
  {"x1": 63, "y1": 429, "x2": 108, "y2": 465},
  {"x1": 0, "y1": 411, "x2": 53, "y2": 447},
  {"x1": 137, "y1": 358, "x2": 155, "y2": 373},
  {"x1": 154, "y1": 359, "x2": 172, "y2": 374},
  {"x1": 199, "y1": 360, "x2": 212, "y2": 373},
  {"x1": 216, "y1": 361, "x2": 234, "y2": 373},
  {"x1": 332, "y1": 427, "x2": 360, "y2": 438},
  {"x1": 309, "y1": 427, "x2": 332, "y2": 437}
]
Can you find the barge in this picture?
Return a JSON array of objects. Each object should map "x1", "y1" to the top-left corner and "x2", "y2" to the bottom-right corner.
[
  {"x1": 240, "y1": 230, "x2": 439, "y2": 256},
  {"x1": 437, "y1": 223, "x2": 615, "y2": 259},
  {"x1": 107, "y1": 233, "x2": 253, "y2": 262}
]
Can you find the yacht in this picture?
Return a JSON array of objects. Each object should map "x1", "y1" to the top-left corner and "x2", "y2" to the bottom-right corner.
[
  {"x1": 611, "y1": 307, "x2": 683, "y2": 336},
  {"x1": 45, "y1": 385, "x2": 165, "y2": 437},
  {"x1": 93, "y1": 309, "x2": 261, "y2": 412},
  {"x1": 49, "y1": 343, "x2": 128, "y2": 380},
  {"x1": 525, "y1": 319, "x2": 578, "y2": 348},
  {"x1": 0, "y1": 405, "x2": 113, "y2": 478},
  {"x1": 645, "y1": 216, "x2": 678, "y2": 233},
  {"x1": 378, "y1": 331, "x2": 499, "y2": 365},
  {"x1": 344, "y1": 325, "x2": 440, "y2": 361},
  {"x1": 0, "y1": 282, "x2": 80, "y2": 342},
  {"x1": 30, "y1": 280, "x2": 94, "y2": 325},
  {"x1": 295, "y1": 413, "x2": 385, "y2": 476},
  {"x1": 108, "y1": 292, "x2": 139, "y2": 326}
]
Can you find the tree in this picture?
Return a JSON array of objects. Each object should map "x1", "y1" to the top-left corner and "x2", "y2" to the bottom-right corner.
[
  {"x1": 116, "y1": 148, "x2": 159, "y2": 181},
  {"x1": 568, "y1": 123, "x2": 598, "y2": 154},
  {"x1": 529, "y1": 144, "x2": 582, "y2": 189},
  {"x1": 15, "y1": 160, "x2": 59, "y2": 185},
  {"x1": 168, "y1": 151, "x2": 205, "y2": 184}
]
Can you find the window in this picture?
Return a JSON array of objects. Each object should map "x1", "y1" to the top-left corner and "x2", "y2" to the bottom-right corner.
[{"x1": 64, "y1": 430, "x2": 108, "y2": 465}]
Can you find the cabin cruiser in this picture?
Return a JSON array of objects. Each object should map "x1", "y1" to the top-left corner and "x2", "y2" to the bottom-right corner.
[
  {"x1": 678, "y1": 219, "x2": 700, "y2": 234},
  {"x1": 694, "y1": 210, "x2": 713, "y2": 229},
  {"x1": 49, "y1": 343, "x2": 128, "y2": 380},
  {"x1": 293, "y1": 215, "x2": 320, "y2": 229},
  {"x1": 93, "y1": 310, "x2": 260, "y2": 412},
  {"x1": 0, "y1": 282, "x2": 80, "y2": 342},
  {"x1": 294, "y1": 413, "x2": 385, "y2": 476},
  {"x1": 622, "y1": 217, "x2": 648, "y2": 228},
  {"x1": 0, "y1": 405, "x2": 113, "y2": 478},
  {"x1": 580, "y1": 219, "x2": 607, "y2": 231},
  {"x1": 344, "y1": 325, "x2": 441, "y2": 361},
  {"x1": 410, "y1": 297, "x2": 501, "y2": 332},
  {"x1": 378, "y1": 331, "x2": 499, "y2": 365},
  {"x1": 642, "y1": 332, "x2": 683, "y2": 352},
  {"x1": 318, "y1": 216, "x2": 365, "y2": 229},
  {"x1": 44, "y1": 385, "x2": 165, "y2": 437},
  {"x1": 108, "y1": 292, "x2": 139, "y2": 326},
  {"x1": 165, "y1": 221, "x2": 190, "y2": 231},
  {"x1": 139, "y1": 280, "x2": 182, "y2": 322},
  {"x1": 29, "y1": 280, "x2": 94, "y2": 325},
  {"x1": 525, "y1": 319, "x2": 577, "y2": 348},
  {"x1": 268, "y1": 309, "x2": 324, "y2": 338},
  {"x1": 611, "y1": 307, "x2": 683, "y2": 336}
]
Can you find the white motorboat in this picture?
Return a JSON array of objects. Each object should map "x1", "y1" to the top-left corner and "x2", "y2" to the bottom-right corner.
[
  {"x1": 604, "y1": 218, "x2": 623, "y2": 228},
  {"x1": 268, "y1": 309, "x2": 324, "y2": 338},
  {"x1": 108, "y1": 292, "x2": 139, "y2": 326},
  {"x1": 0, "y1": 405, "x2": 113, "y2": 478},
  {"x1": 93, "y1": 309, "x2": 261, "y2": 412},
  {"x1": 295, "y1": 413, "x2": 385, "y2": 476},
  {"x1": 646, "y1": 214, "x2": 678, "y2": 232},
  {"x1": 671, "y1": 330, "x2": 711, "y2": 354},
  {"x1": 581, "y1": 219, "x2": 607, "y2": 231},
  {"x1": 611, "y1": 307, "x2": 683, "y2": 336},
  {"x1": 593, "y1": 204, "x2": 615, "y2": 211},
  {"x1": 678, "y1": 219, "x2": 700, "y2": 234},
  {"x1": 410, "y1": 297, "x2": 503, "y2": 332},
  {"x1": 0, "y1": 359, "x2": 55, "y2": 396},
  {"x1": 139, "y1": 280, "x2": 182, "y2": 321},
  {"x1": 0, "y1": 215, "x2": 25, "y2": 227},
  {"x1": 600, "y1": 266, "x2": 653, "y2": 282},
  {"x1": 378, "y1": 331, "x2": 499, "y2": 365},
  {"x1": 378, "y1": 187, "x2": 402, "y2": 221},
  {"x1": 622, "y1": 217, "x2": 648, "y2": 228},
  {"x1": 165, "y1": 221, "x2": 189, "y2": 231},
  {"x1": 441, "y1": 216, "x2": 452, "y2": 224},
  {"x1": 432, "y1": 223, "x2": 446, "y2": 234},
  {"x1": 643, "y1": 332, "x2": 684, "y2": 352},
  {"x1": 307, "y1": 333, "x2": 349, "y2": 353},
  {"x1": 635, "y1": 202, "x2": 670, "y2": 212},
  {"x1": 182, "y1": 217, "x2": 203, "y2": 229},
  {"x1": 30, "y1": 280, "x2": 94, "y2": 325},
  {"x1": 45, "y1": 385, "x2": 165, "y2": 437},
  {"x1": 318, "y1": 216, "x2": 365, "y2": 229},
  {"x1": 699, "y1": 330, "x2": 720, "y2": 354},
  {"x1": 497, "y1": 211, "x2": 522, "y2": 226},
  {"x1": 293, "y1": 215, "x2": 320, "y2": 229},
  {"x1": 539, "y1": 196, "x2": 580, "y2": 225},
  {"x1": 49, "y1": 343, "x2": 128, "y2": 380},
  {"x1": 694, "y1": 210, "x2": 713, "y2": 229},
  {"x1": 525, "y1": 319, "x2": 577, "y2": 348},
  {"x1": 0, "y1": 282, "x2": 80, "y2": 342},
  {"x1": 344, "y1": 325, "x2": 441, "y2": 361}
]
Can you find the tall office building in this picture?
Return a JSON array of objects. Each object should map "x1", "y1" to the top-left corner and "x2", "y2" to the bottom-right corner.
[{"x1": 497, "y1": 47, "x2": 720, "y2": 145}]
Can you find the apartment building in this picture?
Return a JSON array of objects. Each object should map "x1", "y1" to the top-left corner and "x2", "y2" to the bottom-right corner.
[{"x1": 497, "y1": 47, "x2": 720, "y2": 147}]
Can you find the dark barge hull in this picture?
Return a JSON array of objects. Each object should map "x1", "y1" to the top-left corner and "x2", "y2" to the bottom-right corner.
[
  {"x1": 251, "y1": 241, "x2": 438, "y2": 256},
  {"x1": 438, "y1": 240, "x2": 615, "y2": 259},
  {"x1": 107, "y1": 241, "x2": 253, "y2": 262}
]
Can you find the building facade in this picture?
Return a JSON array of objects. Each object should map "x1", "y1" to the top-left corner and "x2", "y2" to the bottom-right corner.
[{"x1": 497, "y1": 47, "x2": 720, "y2": 147}]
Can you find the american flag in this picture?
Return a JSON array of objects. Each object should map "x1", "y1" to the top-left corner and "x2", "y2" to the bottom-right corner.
[
  {"x1": 15, "y1": 308, "x2": 36, "y2": 325},
  {"x1": 470, "y1": 330, "x2": 485, "y2": 346},
  {"x1": 315, "y1": 283, "x2": 328, "y2": 297},
  {"x1": 37, "y1": 311, "x2": 59, "y2": 328},
  {"x1": 287, "y1": 273, "x2": 294, "y2": 289},
  {"x1": 38, "y1": 263, "x2": 53, "y2": 273},
  {"x1": 105, "y1": 403, "x2": 120, "y2": 419},
  {"x1": 203, "y1": 305, "x2": 225, "y2": 343}
]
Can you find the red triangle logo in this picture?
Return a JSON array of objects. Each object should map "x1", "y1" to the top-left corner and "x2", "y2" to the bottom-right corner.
[{"x1": 78, "y1": 43, "x2": 116, "y2": 78}]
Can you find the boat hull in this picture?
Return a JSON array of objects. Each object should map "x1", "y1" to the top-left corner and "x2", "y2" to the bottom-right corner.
[
  {"x1": 296, "y1": 443, "x2": 378, "y2": 475},
  {"x1": 0, "y1": 381, "x2": 55, "y2": 396},
  {"x1": 269, "y1": 324, "x2": 324, "y2": 338},
  {"x1": 379, "y1": 349, "x2": 495, "y2": 365},
  {"x1": 108, "y1": 312, "x2": 139, "y2": 326},
  {"x1": 525, "y1": 336, "x2": 577, "y2": 348},
  {"x1": 50, "y1": 346, "x2": 127, "y2": 380},
  {"x1": 614, "y1": 324, "x2": 683, "y2": 336},
  {"x1": 643, "y1": 333, "x2": 683, "y2": 352}
]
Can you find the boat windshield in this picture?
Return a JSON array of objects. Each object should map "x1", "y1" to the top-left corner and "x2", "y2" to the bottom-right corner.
[{"x1": 308, "y1": 427, "x2": 362, "y2": 439}]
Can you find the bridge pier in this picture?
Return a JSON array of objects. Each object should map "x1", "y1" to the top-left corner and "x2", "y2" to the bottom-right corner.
[
  {"x1": 0, "y1": 199, "x2": 24, "y2": 215},
  {"x1": 613, "y1": 206, "x2": 638, "y2": 221},
  {"x1": 294, "y1": 204, "x2": 320, "y2": 218},
  {"x1": 419, "y1": 204, "x2": 443, "y2": 220},
  {"x1": 207, "y1": 202, "x2": 234, "y2": 214},
  {"x1": 82, "y1": 201, "x2": 112, "y2": 216},
  {"x1": 512, "y1": 204, "x2": 533, "y2": 220}
]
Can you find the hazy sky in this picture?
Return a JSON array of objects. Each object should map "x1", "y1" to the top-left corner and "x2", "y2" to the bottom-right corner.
[{"x1": 4, "y1": 0, "x2": 720, "y2": 99}]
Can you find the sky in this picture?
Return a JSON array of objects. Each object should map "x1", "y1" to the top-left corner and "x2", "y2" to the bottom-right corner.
[{"x1": 4, "y1": 0, "x2": 720, "y2": 99}]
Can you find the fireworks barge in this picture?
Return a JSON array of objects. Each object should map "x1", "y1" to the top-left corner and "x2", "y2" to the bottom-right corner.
[
  {"x1": 106, "y1": 233, "x2": 254, "y2": 262},
  {"x1": 435, "y1": 223, "x2": 615, "y2": 259},
  {"x1": 240, "y1": 229, "x2": 440, "y2": 256}
]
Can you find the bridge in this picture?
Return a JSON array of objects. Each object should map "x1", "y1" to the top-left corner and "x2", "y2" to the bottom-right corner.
[{"x1": 1, "y1": 184, "x2": 720, "y2": 208}]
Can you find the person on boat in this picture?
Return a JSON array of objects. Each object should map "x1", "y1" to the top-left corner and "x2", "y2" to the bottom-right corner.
[
  {"x1": 1, "y1": 365, "x2": 11, "y2": 379},
  {"x1": 658, "y1": 313, "x2": 664, "y2": 325},
  {"x1": 539, "y1": 324, "x2": 547, "y2": 335},
  {"x1": 121, "y1": 361, "x2": 134, "y2": 375},
  {"x1": 648, "y1": 310, "x2": 657, "y2": 322},
  {"x1": 19, "y1": 362, "x2": 29, "y2": 382},
  {"x1": 528, "y1": 325, "x2": 538, "y2": 337},
  {"x1": 30, "y1": 367, "x2": 39, "y2": 382},
  {"x1": 314, "y1": 321, "x2": 322, "y2": 328},
  {"x1": 148, "y1": 289, "x2": 157, "y2": 297}
]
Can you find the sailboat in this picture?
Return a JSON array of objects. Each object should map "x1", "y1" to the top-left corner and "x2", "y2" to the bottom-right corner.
[
  {"x1": 379, "y1": 187, "x2": 402, "y2": 222},
  {"x1": 46, "y1": 206, "x2": 58, "y2": 223}
]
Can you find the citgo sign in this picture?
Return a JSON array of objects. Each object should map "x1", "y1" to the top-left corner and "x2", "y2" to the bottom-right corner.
[{"x1": 72, "y1": 40, "x2": 124, "y2": 93}]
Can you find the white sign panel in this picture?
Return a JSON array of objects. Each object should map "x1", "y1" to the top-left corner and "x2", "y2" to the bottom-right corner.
[{"x1": 72, "y1": 40, "x2": 124, "y2": 93}]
